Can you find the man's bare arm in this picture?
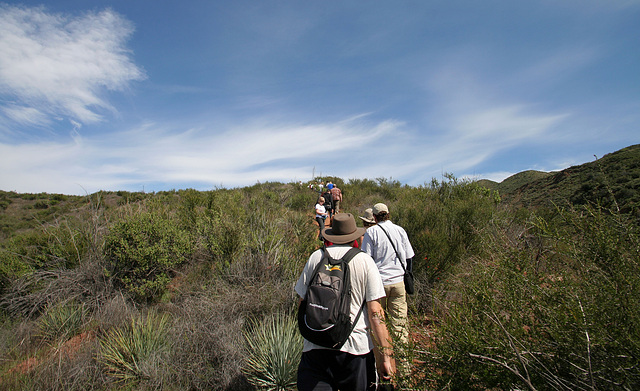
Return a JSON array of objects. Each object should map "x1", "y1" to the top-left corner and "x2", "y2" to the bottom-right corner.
[{"x1": 367, "y1": 299, "x2": 395, "y2": 379}]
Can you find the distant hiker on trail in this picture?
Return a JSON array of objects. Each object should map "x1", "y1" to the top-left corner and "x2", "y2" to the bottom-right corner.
[
  {"x1": 322, "y1": 189, "x2": 334, "y2": 220},
  {"x1": 359, "y1": 208, "x2": 376, "y2": 229},
  {"x1": 315, "y1": 197, "x2": 329, "y2": 240},
  {"x1": 357, "y1": 208, "x2": 376, "y2": 247},
  {"x1": 361, "y1": 203, "x2": 415, "y2": 347},
  {"x1": 328, "y1": 183, "x2": 343, "y2": 214},
  {"x1": 295, "y1": 213, "x2": 395, "y2": 390}
]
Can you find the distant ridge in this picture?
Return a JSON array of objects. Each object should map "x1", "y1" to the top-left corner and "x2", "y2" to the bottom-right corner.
[
  {"x1": 478, "y1": 144, "x2": 640, "y2": 213},
  {"x1": 477, "y1": 170, "x2": 552, "y2": 194}
]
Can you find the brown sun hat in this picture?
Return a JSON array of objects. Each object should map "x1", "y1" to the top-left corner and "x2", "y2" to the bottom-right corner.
[
  {"x1": 359, "y1": 208, "x2": 375, "y2": 224},
  {"x1": 321, "y1": 213, "x2": 366, "y2": 244}
]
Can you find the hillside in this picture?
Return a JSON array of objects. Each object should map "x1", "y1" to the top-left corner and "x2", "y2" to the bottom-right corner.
[
  {"x1": 481, "y1": 144, "x2": 640, "y2": 214},
  {"x1": 0, "y1": 147, "x2": 638, "y2": 390}
]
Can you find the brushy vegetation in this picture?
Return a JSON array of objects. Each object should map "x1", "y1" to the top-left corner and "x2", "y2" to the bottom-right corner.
[
  {"x1": 0, "y1": 146, "x2": 638, "y2": 390},
  {"x1": 417, "y1": 203, "x2": 640, "y2": 390}
]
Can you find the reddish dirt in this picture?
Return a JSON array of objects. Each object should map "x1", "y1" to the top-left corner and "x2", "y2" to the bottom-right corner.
[{"x1": 6, "y1": 330, "x2": 96, "y2": 376}]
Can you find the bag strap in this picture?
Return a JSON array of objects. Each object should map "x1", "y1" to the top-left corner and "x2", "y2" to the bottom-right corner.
[
  {"x1": 343, "y1": 247, "x2": 367, "y2": 340},
  {"x1": 378, "y1": 225, "x2": 407, "y2": 273}
]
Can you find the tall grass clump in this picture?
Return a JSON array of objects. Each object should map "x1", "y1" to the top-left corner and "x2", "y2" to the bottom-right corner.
[
  {"x1": 420, "y1": 204, "x2": 640, "y2": 390},
  {"x1": 98, "y1": 312, "x2": 171, "y2": 387},
  {"x1": 242, "y1": 313, "x2": 302, "y2": 390}
]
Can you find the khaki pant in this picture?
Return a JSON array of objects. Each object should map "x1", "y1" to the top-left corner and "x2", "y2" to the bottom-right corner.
[{"x1": 380, "y1": 281, "x2": 408, "y2": 345}]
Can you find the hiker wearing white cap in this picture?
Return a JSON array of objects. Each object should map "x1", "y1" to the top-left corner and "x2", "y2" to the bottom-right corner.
[{"x1": 361, "y1": 203, "x2": 415, "y2": 346}]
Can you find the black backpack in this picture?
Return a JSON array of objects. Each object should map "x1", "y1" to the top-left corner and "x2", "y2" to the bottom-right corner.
[
  {"x1": 298, "y1": 247, "x2": 365, "y2": 349},
  {"x1": 322, "y1": 191, "x2": 333, "y2": 210}
]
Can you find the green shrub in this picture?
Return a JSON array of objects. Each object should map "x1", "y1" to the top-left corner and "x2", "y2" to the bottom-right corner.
[
  {"x1": 0, "y1": 245, "x2": 33, "y2": 297},
  {"x1": 285, "y1": 191, "x2": 316, "y2": 212},
  {"x1": 177, "y1": 188, "x2": 204, "y2": 230},
  {"x1": 0, "y1": 219, "x2": 86, "y2": 271},
  {"x1": 394, "y1": 176, "x2": 499, "y2": 284},
  {"x1": 104, "y1": 212, "x2": 193, "y2": 302},
  {"x1": 344, "y1": 177, "x2": 402, "y2": 207},
  {"x1": 193, "y1": 209, "x2": 222, "y2": 260},
  {"x1": 115, "y1": 191, "x2": 148, "y2": 205},
  {"x1": 242, "y1": 313, "x2": 302, "y2": 390}
]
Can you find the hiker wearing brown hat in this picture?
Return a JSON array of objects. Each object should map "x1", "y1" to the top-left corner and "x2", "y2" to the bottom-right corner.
[
  {"x1": 295, "y1": 213, "x2": 395, "y2": 390},
  {"x1": 361, "y1": 203, "x2": 415, "y2": 348}
]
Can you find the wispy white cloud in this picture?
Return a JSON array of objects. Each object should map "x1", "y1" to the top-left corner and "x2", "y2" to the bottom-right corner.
[
  {"x1": 452, "y1": 105, "x2": 568, "y2": 146},
  {"x1": 0, "y1": 115, "x2": 404, "y2": 194},
  {"x1": 392, "y1": 48, "x2": 577, "y2": 183},
  {"x1": 0, "y1": 5, "x2": 145, "y2": 128},
  {"x1": 1, "y1": 104, "x2": 50, "y2": 127}
]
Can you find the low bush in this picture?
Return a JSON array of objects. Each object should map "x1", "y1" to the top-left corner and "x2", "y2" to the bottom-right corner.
[
  {"x1": 1, "y1": 258, "x2": 114, "y2": 318},
  {"x1": 104, "y1": 211, "x2": 193, "y2": 303},
  {"x1": 166, "y1": 290, "x2": 253, "y2": 390}
]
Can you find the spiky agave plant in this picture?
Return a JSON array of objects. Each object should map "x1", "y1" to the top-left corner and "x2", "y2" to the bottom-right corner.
[
  {"x1": 242, "y1": 313, "x2": 302, "y2": 390},
  {"x1": 98, "y1": 312, "x2": 171, "y2": 385},
  {"x1": 38, "y1": 300, "x2": 87, "y2": 343}
]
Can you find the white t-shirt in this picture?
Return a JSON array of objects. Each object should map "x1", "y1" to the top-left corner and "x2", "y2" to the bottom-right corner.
[
  {"x1": 315, "y1": 203, "x2": 326, "y2": 218},
  {"x1": 295, "y1": 245, "x2": 385, "y2": 355},
  {"x1": 361, "y1": 220, "x2": 415, "y2": 286}
]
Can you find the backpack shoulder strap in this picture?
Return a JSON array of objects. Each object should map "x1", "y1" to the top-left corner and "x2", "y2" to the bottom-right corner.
[
  {"x1": 340, "y1": 246, "x2": 367, "y2": 334},
  {"x1": 341, "y1": 247, "x2": 362, "y2": 263},
  {"x1": 308, "y1": 245, "x2": 331, "y2": 279}
]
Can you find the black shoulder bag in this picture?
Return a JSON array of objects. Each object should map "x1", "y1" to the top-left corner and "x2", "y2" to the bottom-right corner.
[{"x1": 379, "y1": 225, "x2": 415, "y2": 295}]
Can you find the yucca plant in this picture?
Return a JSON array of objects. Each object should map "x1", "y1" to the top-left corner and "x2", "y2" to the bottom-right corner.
[
  {"x1": 243, "y1": 313, "x2": 302, "y2": 391},
  {"x1": 38, "y1": 300, "x2": 87, "y2": 343},
  {"x1": 98, "y1": 312, "x2": 171, "y2": 386}
]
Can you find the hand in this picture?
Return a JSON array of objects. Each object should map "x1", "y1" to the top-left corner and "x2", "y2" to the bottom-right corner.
[{"x1": 376, "y1": 353, "x2": 396, "y2": 380}]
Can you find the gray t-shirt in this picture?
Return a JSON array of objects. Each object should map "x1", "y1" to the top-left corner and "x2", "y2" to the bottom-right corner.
[{"x1": 295, "y1": 245, "x2": 385, "y2": 355}]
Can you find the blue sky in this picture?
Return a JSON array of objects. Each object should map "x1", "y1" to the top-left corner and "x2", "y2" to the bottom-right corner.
[{"x1": 0, "y1": 1, "x2": 638, "y2": 195}]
